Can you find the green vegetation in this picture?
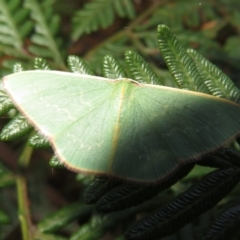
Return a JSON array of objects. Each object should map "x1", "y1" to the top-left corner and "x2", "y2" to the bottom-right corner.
[{"x1": 1, "y1": 1, "x2": 240, "y2": 240}]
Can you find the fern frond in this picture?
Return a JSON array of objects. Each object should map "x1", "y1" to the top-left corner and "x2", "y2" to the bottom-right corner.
[
  {"x1": 70, "y1": 213, "x2": 133, "y2": 240},
  {"x1": 198, "y1": 147, "x2": 240, "y2": 169},
  {"x1": 84, "y1": 177, "x2": 120, "y2": 205},
  {"x1": 125, "y1": 50, "x2": 163, "y2": 85},
  {"x1": 102, "y1": 55, "x2": 126, "y2": 79},
  {"x1": 72, "y1": 0, "x2": 135, "y2": 40},
  {"x1": 134, "y1": 31, "x2": 158, "y2": 51},
  {"x1": 88, "y1": 39, "x2": 130, "y2": 75},
  {"x1": 96, "y1": 163, "x2": 194, "y2": 213},
  {"x1": 217, "y1": 148, "x2": 240, "y2": 168},
  {"x1": 0, "y1": 89, "x2": 13, "y2": 115},
  {"x1": 67, "y1": 55, "x2": 94, "y2": 75},
  {"x1": 28, "y1": 133, "x2": 50, "y2": 148},
  {"x1": 49, "y1": 155, "x2": 64, "y2": 168},
  {"x1": 72, "y1": 0, "x2": 113, "y2": 40},
  {"x1": 0, "y1": 114, "x2": 32, "y2": 141},
  {"x1": 69, "y1": 216, "x2": 104, "y2": 240},
  {"x1": 13, "y1": 63, "x2": 24, "y2": 72},
  {"x1": 96, "y1": 183, "x2": 143, "y2": 213},
  {"x1": 0, "y1": 0, "x2": 32, "y2": 55},
  {"x1": 38, "y1": 202, "x2": 92, "y2": 233},
  {"x1": 34, "y1": 57, "x2": 50, "y2": 70},
  {"x1": 187, "y1": 48, "x2": 240, "y2": 104},
  {"x1": 125, "y1": 168, "x2": 240, "y2": 240},
  {"x1": 3, "y1": 64, "x2": 21, "y2": 105},
  {"x1": 24, "y1": 0, "x2": 65, "y2": 67},
  {"x1": 202, "y1": 202, "x2": 240, "y2": 240},
  {"x1": 113, "y1": 0, "x2": 135, "y2": 19},
  {"x1": 157, "y1": 25, "x2": 210, "y2": 93}
]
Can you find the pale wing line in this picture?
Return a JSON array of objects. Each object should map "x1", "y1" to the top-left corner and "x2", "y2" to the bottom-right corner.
[
  {"x1": 48, "y1": 83, "x2": 119, "y2": 172},
  {"x1": 50, "y1": 89, "x2": 113, "y2": 141},
  {"x1": 6, "y1": 78, "x2": 113, "y2": 140}
]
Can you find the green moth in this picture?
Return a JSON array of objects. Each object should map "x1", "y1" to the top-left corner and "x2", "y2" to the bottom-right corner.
[{"x1": 3, "y1": 70, "x2": 240, "y2": 183}]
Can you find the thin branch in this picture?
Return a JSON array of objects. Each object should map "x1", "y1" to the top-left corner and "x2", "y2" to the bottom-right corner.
[
  {"x1": 16, "y1": 134, "x2": 35, "y2": 240},
  {"x1": 16, "y1": 175, "x2": 34, "y2": 240}
]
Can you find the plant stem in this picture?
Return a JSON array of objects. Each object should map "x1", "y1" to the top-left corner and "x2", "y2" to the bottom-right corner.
[
  {"x1": 17, "y1": 134, "x2": 35, "y2": 240},
  {"x1": 16, "y1": 175, "x2": 33, "y2": 240},
  {"x1": 18, "y1": 142, "x2": 34, "y2": 168}
]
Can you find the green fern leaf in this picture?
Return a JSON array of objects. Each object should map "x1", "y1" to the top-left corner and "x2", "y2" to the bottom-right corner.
[
  {"x1": 0, "y1": 114, "x2": 32, "y2": 141},
  {"x1": 157, "y1": 25, "x2": 210, "y2": 93},
  {"x1": 38, "y1": 202, "x2": 92, "y2": 233},
  {"x1": 202, "y1": 202, "x2": 240, "y2": 240},
  {"x1": 0, "y1": 89, "x2": 13, "y2": 115},
  {"x1": 87, "y1": 38, "x2": 130, "y2": 74},
  {"x1": 215, "y1": 148, "x2": 240, "y2": 168},
  {"x1": 67, "y1": 55, "x2": 94, "y2": 75},
  {"x1": 112, "y1": 0, "x2": 135, "y2": 19},
  {"x1": 72, "y1": 0, "x2": 135, "y2": 40},
  {"x1": 96, "y1": 163, "x2": 194, "y2": 213},
  {"x1": 49, "y1": 155, "x2": 64, "y2": 168},
  {"x1": 187, "y1": 48, "x2": 240, "y2": 104},
  {"x1": 13, "y1": 63, "x2": 24, "y2": 72},
  {"x1": 102, "y1": 55, "x2": 126, "y2": 79},
  {"x1": 28, "y1": 133, "x2": 50, "y2": 148},
  {"x1": 125, "y1": 168, "x2": 240, "y2": 240},
  {"x1": 69, "y1": 216, "x2": 103, "y2": 240},
  {"x1": 84, "y1": 177, "x2": 121, "y2": 205},
  {"x1": 24, "y1": 0, "x2": 65, "y2": 67},
  {"x1": 72, "y1": 0, "x2": 113, "y2": 40},
  {"x1": 28, "y1": 46, "x2": 55, "y2": 58},
  {"x1": 125, "y1": 50, "x2": 163, "y2": 85},
  {"x1": 34, "y1": 57, "x2": 50, "y2": 70},
  {"x1": 0, "y1": 0, "x2": 32, "y2": 55},
  {"x1": 0, "y1": 62, "x2": 20, "y2": 114},
  {"x1": 199, "y1": 147, "x2": 240, "y2": 176},
  {"x1": 70, "y1": 213, "x2": 130, "y2": 240}
]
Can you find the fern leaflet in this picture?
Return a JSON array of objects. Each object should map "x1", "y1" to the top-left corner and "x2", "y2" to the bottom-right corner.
[
  {"x1": 24, "y1": 0, "x2": 65, "y2": 67},
  {"x1": 102, "y1": 55, "x2": 126, "y2": 79},
  {"x1": 157, "y1": 25, "x2": 210, "y2": 94},
  {"x1": 187, "y1": 48, "x2": 240, "y2": 104},
  {"x1": 125, "y1": 50, "x2": 163, "y2": 85},
  {"x1": 68, "y1": 55, "x2": 94, "y2": 75},
  {"x1": 0, "y1": 0, "x2": 32, "y2": 56},
  {"x1": 72, "y1": 0, "x2": 135, "y2": 40},
  {"x1": 34, "y1": 57, "x2": 50, "y2": 70},
  {"x1": 0, "y1": 114, "x2": 32, "y2": 141}
]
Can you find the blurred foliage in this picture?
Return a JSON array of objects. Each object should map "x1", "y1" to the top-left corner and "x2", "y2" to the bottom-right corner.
[
  {"x1": 0, "y1": 0, "x2": 240, "y2": 240},
  {"x1": 0, "y1": 0, "x2": 239, "y2": 79}
]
